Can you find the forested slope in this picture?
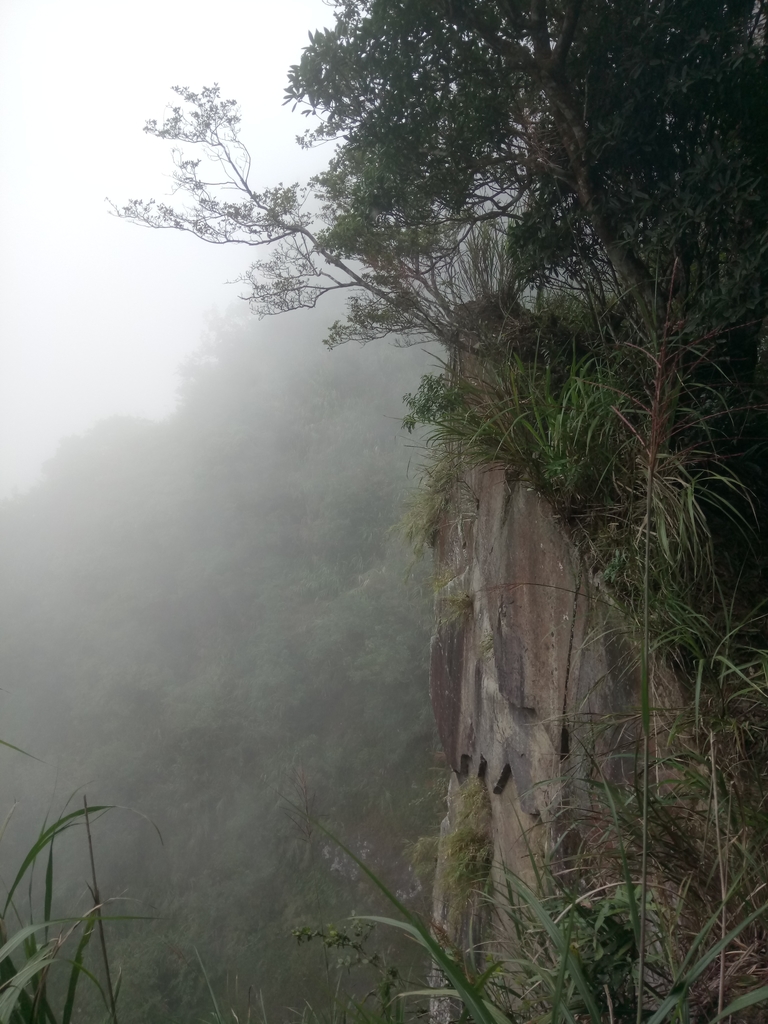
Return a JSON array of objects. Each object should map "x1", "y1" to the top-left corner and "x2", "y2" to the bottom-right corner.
[{"x1": 0, "y1": 311, "x2": 440, "y2": 1022}]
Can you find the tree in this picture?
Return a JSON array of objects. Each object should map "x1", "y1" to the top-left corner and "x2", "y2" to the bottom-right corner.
[
  {"x1": 114, "y1": 2, "x2": 768, "y2": 372},
  {"x1": 112, "y1": 85, "x2": 509, "y2": 352},
  {"x1": 290, "y1": 2, "x2": 768, "y2": 356}
]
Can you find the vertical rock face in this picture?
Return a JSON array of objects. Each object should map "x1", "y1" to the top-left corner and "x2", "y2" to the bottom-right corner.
[{"x1": 430, "y1": 467, "x2": 653, "y2": 918}]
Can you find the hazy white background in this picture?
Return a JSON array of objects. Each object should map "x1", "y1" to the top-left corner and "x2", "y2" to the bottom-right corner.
[{"x1": 0, "y1": 0, "x2": 333, "y2": 496}]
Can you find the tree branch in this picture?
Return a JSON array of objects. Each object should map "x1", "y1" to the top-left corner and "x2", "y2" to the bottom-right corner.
[
  {"x1": 529, "y1": 0, "x2": 552, "y2": 60},
  {"x1": 553, "y1": 0, "x2": 583, "y2": 65}
]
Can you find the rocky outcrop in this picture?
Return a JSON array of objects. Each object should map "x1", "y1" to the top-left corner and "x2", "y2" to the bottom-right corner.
[{"x1": 430, "y1": 467, "x2": 677, "y2": 927}]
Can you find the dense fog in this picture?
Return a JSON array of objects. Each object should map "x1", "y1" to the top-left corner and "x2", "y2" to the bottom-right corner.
[
  {"x1": 0, "y1": 0, "x2": 332, "y2": 496},
  {"x1": 7, "y1": 0, "x2": 767, "y2": 1021},
  {"x1": 0, "y1": 4, "x2": 448, "y2": 1018},
  {"x1": 0, "y1": 310, "x2": 443, "y2": 1020}
]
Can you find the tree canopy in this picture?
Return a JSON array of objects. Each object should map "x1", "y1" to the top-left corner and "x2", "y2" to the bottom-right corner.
[
  {"x1": 293, "y1": 0, "x2": 768, "y2": 361},
  {"x1": 116, "y1": 1, "x2": 768, "y2": 370}
]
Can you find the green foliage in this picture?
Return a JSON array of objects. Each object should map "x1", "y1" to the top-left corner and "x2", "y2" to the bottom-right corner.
[
  {"x1": 289, "y1": 1, "x2": 768, "y2": 362},
  {"x1": 488, "y1": 867, "x2": 768, "y2": 1023},
  {"x1": 402, "y1": 375, "x2": 463, "y2": 435},
  {"x1": 0, "y1": 805, "x2": 122, "y2": 1024},
  {"x1": 120, "y1": 2, "x2": 768, "y2": 391},
  {"x1": 545, "y1": 753, "x2": 768, "y2": 1021},
  {"x1": 114, "y1": 86, "x2": 524, "y2": 353},
  {"x1": 293, "y1": 921, "x2": 404, "y2": 1012},
  {"x1": 404, "y1": 354, "x2": 629, "y2": 516},
  {"x1": 404, "y1": 317, "x2": 768, "y2": 665},
  {"x1": 404, "y1": 835, "x2": 440, "y2": 884},
  {"x1": 283, "y1": 801, "x2": 768, "y2": 1024}
]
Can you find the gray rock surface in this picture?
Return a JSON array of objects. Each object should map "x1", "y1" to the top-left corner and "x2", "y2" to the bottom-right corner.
[{"x1": 429, "y1": 468, "x2": 675, "y2": 917}]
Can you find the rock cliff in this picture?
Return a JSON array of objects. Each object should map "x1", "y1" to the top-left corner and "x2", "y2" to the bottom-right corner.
[{"x1": 429, "y1": 466, "x2": 676, "y2": 934}]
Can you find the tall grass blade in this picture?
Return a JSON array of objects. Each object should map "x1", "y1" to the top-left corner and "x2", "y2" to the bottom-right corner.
[
  {"x1": 43, "y1": 844, "x2": 53, "y2": 946},
  {"x1": 645, "y1": 904, "x2": 767, "y2": 1024},
  {"x1": 0, "y1": 942, "x2": 55, "y2": 1023},
  {"x1": 196, "y1": 948, "x2": 224, "y2": 1024},
  {"x1": 61, "y1": 918, "x2": 95, "y2": 1024},
  {"x1": 502, "y1": 875, "x2": 602, "y2": 1024},
  {"x1": 710, "y1": 985, "x2": 768, "y2": 1021},
  {"x1": 302, "y1": 813, "x2": 504, "y2": 1024},
  {"x1": 3, "y1": 808, "x2": 111, "y2": 917}
]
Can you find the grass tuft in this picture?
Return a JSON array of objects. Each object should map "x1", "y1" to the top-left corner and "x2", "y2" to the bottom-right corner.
[{"x1": 440, "y1": 778, "x2": 493, "y2": 913}]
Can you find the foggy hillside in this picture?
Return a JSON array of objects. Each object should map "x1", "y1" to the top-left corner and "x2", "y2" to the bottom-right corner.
[{"x1": 0, "y1": 310, "x2": 443, "y2": 1022}]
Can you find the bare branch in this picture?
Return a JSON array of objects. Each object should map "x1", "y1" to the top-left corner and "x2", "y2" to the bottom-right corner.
[{"x1": 113, "y1": 84, "x2": 540, "y2": 350}]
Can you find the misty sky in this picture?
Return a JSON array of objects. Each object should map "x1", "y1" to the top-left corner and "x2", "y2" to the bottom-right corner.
[{"x1": 0, "y1": 0, "x2": 333, "y2": 497}]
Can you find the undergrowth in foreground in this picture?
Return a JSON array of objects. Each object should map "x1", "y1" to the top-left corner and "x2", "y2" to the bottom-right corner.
[
  {"x1": 0, "y1": 801, "x2": 123, "y2": 1024},
  {"x1": 244, "y1": 810, "x2": 768, "y2": 1024}
]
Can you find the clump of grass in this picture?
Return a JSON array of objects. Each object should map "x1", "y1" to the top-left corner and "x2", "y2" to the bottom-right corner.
[
  {"x1": 406, "y1": 834, "x2": 441, "y2": 884},
  {"x1": 439, "y1": 590, "x2": 474, "y2": 625},
  {"x1": 548, "y1": 750, "x2": 768, "y2": 1023},
  {"x1": 479, "y1": 630, "x2": 494, "y2": 659},
  {"x1": 440, "y1": 778, "x2": 493, "y2": 910},
  {"x1": 399, "y1": 454, "x2": 459, "y2": 559},
  {"x1": 405, "y1": 324, "x2": 764, "y2": 671},
  {"x1": 430, "y1": 565, "x2": 458, "y2": 591},
  {"x1": 399, "y1": 450, "x2": 476, "y2": 560},
  {"x1": 404, "y1": 352, "x2": 632, "y2": 520}
]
